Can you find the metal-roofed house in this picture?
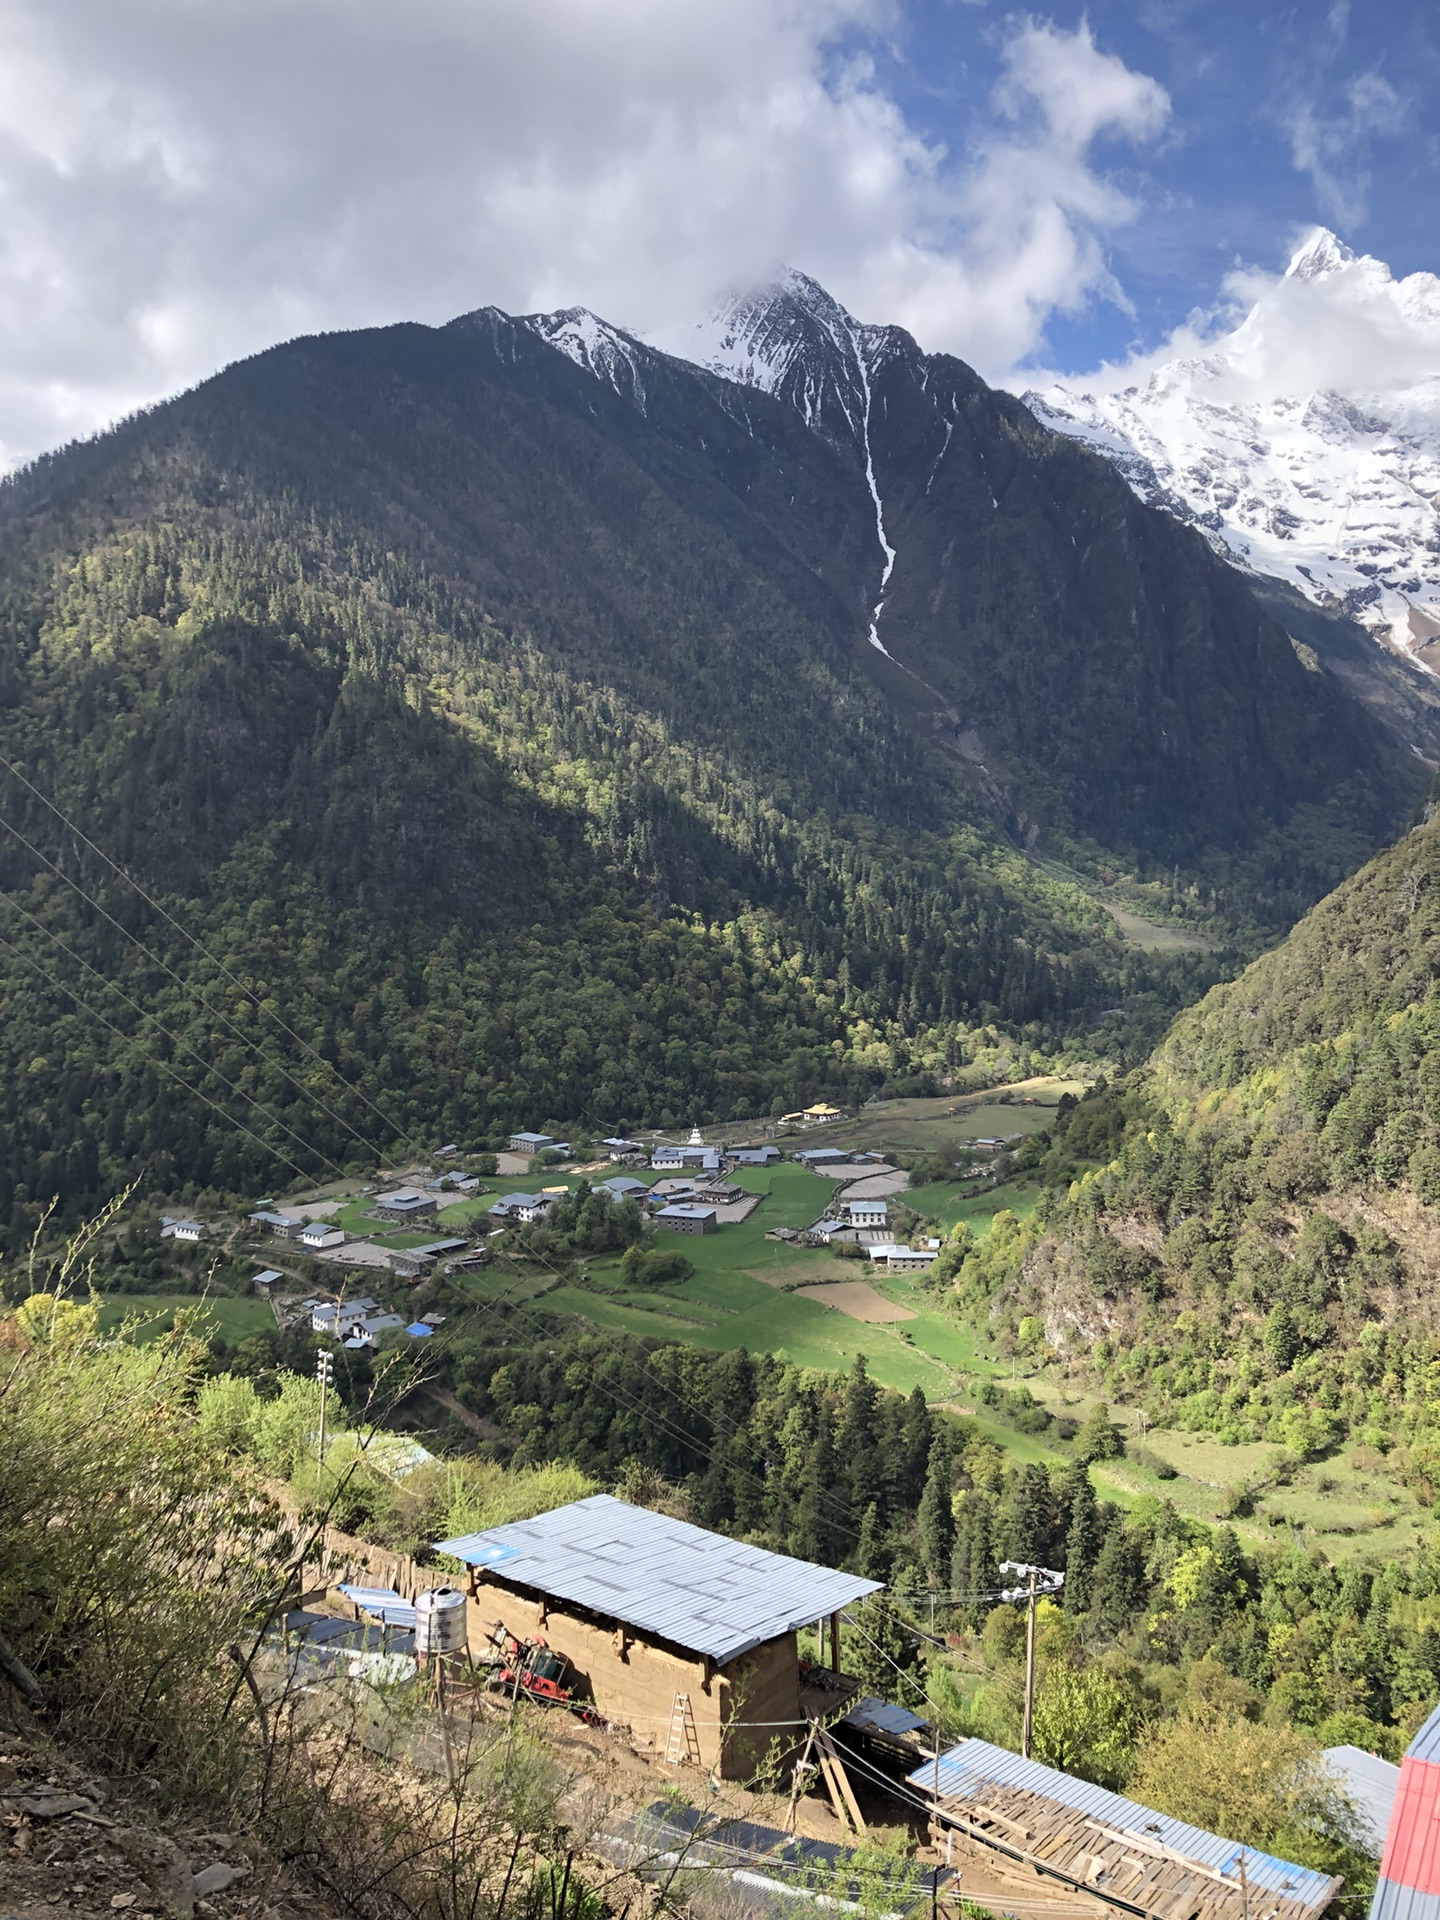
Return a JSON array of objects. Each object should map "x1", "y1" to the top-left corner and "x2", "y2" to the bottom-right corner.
[
  {"x1": 374, "y1": 1189, "x2": 438, "y2": 1225},
  {"x1": 1324, "y1": 1745, "x2": 1397, "y2": 1857},
  {"x1": 1369, "y1": 1700, "x2": 1440, "y2": 1920},
  {"x1": 598, "y1": 1175, "x2": 650, "y2": 1201},
  {"x1": 435, "y1": 1493, "x2": 880, "y2": 1777},
  {"x1": 909, "y1": 1740, "x2": 1342, "y2": 1920}
]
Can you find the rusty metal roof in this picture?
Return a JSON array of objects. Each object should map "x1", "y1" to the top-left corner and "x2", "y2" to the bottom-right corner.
[{"x1": 435, "y1": 1494, "x2": 880, "y2": 1664}]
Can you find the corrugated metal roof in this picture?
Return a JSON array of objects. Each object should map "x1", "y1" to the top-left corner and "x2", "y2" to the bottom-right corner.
[
  {"x1": 435, "y1": 1494, "x2": 880, "y2": 1664},
  {"x1": 1409, "y1": 1706, "x2": 1440, "y2": 1766},
  {"x1": 908, "y1": 1740, "x2": 1335, "y2": 1908},
  {"x1": 839, "y1": 1696, "x2": 928, "y2": 1738},
  {"x1": 1324, "y1": 1745, "x2": 1398, "y2": 1854},
  {"x1": 1379, "y1": 1757, "x2": 1440, "y2": 1896},
  {"x1": 1370, "y1": 1880, "x2": 1440, "y2": 1920},
  {"x1": 338, "y1": 1583, "x2": 418, "y2": 1629}
]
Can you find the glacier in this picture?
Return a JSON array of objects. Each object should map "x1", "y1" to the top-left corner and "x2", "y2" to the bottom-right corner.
[{"x1": 1025, "y1": 230, "x2": 1440, "y2": 666}]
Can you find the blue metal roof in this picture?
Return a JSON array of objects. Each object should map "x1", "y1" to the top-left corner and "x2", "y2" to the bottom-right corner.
[
  {"x1": 908, "y1": 1740, "x2": 1336, "y2": 1909},
  {"x1": 435, "y1": 1494, "x2": 880, "y2": 1664},
  {"x1": 338, "y1": 1583, "x2": 418, "y2": 1629}
]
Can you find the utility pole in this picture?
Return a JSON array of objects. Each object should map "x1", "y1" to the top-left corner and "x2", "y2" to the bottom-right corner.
[
  {"x1": 1022, "y1": 1567, "x2": 1037, "y2": 1759},
  {"x1": 998, "y1": 1561, "x2": 1064, "y2": 1761},
  {"x1": 316, "y1": 1349, "x2": 334, "y2": 1466}
]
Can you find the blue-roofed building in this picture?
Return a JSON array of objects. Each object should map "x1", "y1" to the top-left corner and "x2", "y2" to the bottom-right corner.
[
  {"x1": 434, "y1": 1493, "x2": 879, "y2": 1779},
  {"x1": 909, "y1": 1740, "x2": 1341, "y2": 1920}
]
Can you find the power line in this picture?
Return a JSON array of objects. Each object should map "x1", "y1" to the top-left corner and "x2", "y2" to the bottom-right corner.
[
  {"x1": 0, "y1": 929, "x2": 318, "y2": 1186},
  {"x1": 0, "y1": 780, "x2": 401, "y2": 1165},
  {"x1": 0, "y1": 891, "x2": 353, "y2": 1185}
]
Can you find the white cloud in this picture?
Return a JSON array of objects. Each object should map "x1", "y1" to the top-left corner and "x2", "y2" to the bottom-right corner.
[
  {"x1": 1284, "y1": 69, "x2": 1408, "y2": 229},
  {"x1": 0, "y1": 1, "x2": 1170, "y2": 464},
  {"x1": 1029, "y1": 226, "x2": 1440, "y2": 409}
]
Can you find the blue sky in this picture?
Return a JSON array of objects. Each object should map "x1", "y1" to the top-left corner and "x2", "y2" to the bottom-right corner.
[{"x1": 863, "y1": 0, "x2": 1439, "y2": 368}]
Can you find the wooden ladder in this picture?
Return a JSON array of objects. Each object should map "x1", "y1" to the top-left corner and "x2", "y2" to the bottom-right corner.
[{"x1": 663, "y1": 1691, "x2": 701, "y2": 1767}]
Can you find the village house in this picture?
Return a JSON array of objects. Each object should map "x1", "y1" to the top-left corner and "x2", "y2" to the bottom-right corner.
[
  {"x1": 249, "y1": 1209, "x2": 301, "y2": 1237},
  {"x1": 488, "y1": 1192, "x2": 554, "y2": 1224},
  {"x1": 312, "y1": 1297, "x2": 381, "y2": 1334},
  {"x1": 655, "y1": 1203, "x2": 717, "y2": 1235},
  {"x1": 374, "y1": 1189, "x2": 439, "y2": 1226},
  {"x1": 160, "y1": 1217, "x2": 206, "y2": 1242},
  {"x1": 252, "y1": 1268, "x2": 284, "y2": 1294},
  {"x1": 650, "y1": 1144, "x2": 722, "y2": 1172},
  {"x1": 434, "y1": 1494, "x2": 880, "y2": 1777},
  {"x1": 341, "y1": 1310, "x2": 408, "y2": 1346},
  {"x1": 298, "y1": 1223, "x2": 346, "y2": 1252},
  {"x1": 780, "y1": 1103, "x2": 844, "y2": 1128},
  {"x1": 598, "y1": 1175, "x2": 650, "y2": 1201},
  {"x1": 868, "y1": 1245, "x2": 938, "y2": 1274},
  {"x1": 793, "y1": 1147, "x2": 852, "y2": 1170},
  {"x1": 843, "y1": 1197, "x2": 888, "y2": 1229},
  {"x1": 602, "y1": 1137, "x2": 645, "y2": 1158},
  {"x1": 731, "y1": 1145, "x2": 780, "y2": 1166},
  {"x1": 508, "y1": 1131, "x2": 554, "y2": 1154}
]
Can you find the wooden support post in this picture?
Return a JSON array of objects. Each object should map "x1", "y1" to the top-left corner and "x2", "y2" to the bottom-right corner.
[
  {"x1": 816, "y1": 1744, "x2": 851, "y2": 1830},
  {"x1": 817, "y1": 1727, "x2": 866, "y2": 1835},
  {"x1": 829, "y1": 1609, "x2": 841, "y2": 1674}
]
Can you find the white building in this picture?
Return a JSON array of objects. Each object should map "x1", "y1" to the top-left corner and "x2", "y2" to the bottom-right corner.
[{"x1": 298, "y1": 1224, "x2": 346, "y2": 1252}]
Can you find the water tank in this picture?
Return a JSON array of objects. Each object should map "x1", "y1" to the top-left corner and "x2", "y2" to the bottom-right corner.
[{"x1": 414, "y1": 1586, "x2": 468, "y2": 1656}]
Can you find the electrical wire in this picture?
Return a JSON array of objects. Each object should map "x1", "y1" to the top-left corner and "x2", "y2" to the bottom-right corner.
[
  {"x1": 0, "y1": 890, "x2": 354, "y2": 1184},
  {"x1": 0, "y1": 928, "x2": 318, "y2": 1185},
  {"x1": 0, "y1": 790, "x2": 400, "y2": 1165}
]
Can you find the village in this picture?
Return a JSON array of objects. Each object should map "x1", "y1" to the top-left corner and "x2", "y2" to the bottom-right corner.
[
  {"x1": 138, "y1": 1095, "x2": 1400, "y2": 1914},
  {"x1": 151, "y1": 1102, "x2": 988, "y2": 1355}
]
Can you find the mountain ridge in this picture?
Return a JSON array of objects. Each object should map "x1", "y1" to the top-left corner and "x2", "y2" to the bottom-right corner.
[
  {"x1": 0, "y1": 287, "x2": 1422, "y2": 1236},
  {"x1": 1025, "y1": 229, "x2": 1440, "y2": 674}
]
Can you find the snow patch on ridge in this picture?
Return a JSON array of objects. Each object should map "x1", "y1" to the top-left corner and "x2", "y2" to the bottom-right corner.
[
  {"x1": 521, "y1": 307, "x2": 648, "y2": 412},
  {"x1": 1026, "y1": 229, "x2": 1440, "y2": 661}
]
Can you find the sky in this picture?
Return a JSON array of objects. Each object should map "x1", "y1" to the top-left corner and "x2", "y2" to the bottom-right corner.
[{"x1": 0, "y1": 0, "x2": 1435, "y2": 467}]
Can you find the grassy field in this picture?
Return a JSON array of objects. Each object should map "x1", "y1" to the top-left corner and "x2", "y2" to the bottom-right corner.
[
  {"x1": 453, "y1": 1160, "x2": 1041, "y2": 1400},
  {"x1": 799, "y1": 1082, "x2": 1083, "y2": 1162},
  {"x1": 97, "y1": 1293, "x2": 275, "y2": 1342}
]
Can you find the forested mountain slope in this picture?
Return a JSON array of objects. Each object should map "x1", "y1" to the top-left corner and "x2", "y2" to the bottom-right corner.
[
  {"x1": 0, "y1": 299, "x2": 1421, "y2": 1238},
  {"x1": 974, "y1": 802, "x2": 1440, "y2": 1473}
]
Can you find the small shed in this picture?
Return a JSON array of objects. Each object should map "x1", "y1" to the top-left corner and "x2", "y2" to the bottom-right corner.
[
  {"x1": 909, "y1": 1740, "x2": 1341, "y2": 1920},
  {"x1": 436, "y1": 1494, "x2": 879, "y2": 1777}
]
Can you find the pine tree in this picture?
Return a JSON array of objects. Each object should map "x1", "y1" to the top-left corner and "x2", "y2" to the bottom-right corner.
[
  {"x1": 1061, "y1": 1462, "x2": 1101, "y2": 1615},
  {"x1": 918, "y1": 1451, "x2": 956, "y2": 1587}
]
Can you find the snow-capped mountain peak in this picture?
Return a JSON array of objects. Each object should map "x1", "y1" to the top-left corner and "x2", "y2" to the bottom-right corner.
[
  {"x1": 1026, "y1": 231, "x2": 1440, "y2": 663},
  {"x1": 1285, "y1": 226, "x2": 1357, "y2": 281},
  {"x1": 518, "y1": 306, "x2": 650, "y2": 410}
]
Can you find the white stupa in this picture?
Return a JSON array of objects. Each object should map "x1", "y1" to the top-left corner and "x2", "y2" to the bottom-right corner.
[{"x1": 687, "y1": 1125, "x2": 704, "y2": 1147}]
